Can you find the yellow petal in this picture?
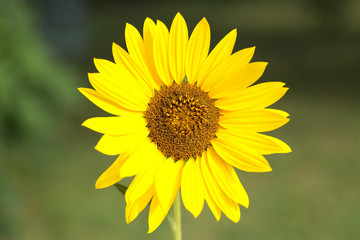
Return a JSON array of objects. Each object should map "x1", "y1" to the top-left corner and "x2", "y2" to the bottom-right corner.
[
  {"x1": 125, "y1": 156, "x2": 165, "y2": 204},
  {"x1": 88, "y1": 70, "x2": 147, "y2": 112},
  {"x1": 266, "y1": 109, "x2": 290, "y2": 118},
  {"x1": 88, "y1": 73, "x2": 141, "y2": 111},
  {"x1": 95, "y1": 131, "x2": 149, "y2": 156},
  {"x1": 153, "y1": 20, "x2": 173, "y2": 86},
  {"x1": 200, "y1": 151, "x2": 240, "y2": 222},
  {"x1": 95, "y1": 154, "x2": 127, "y2": 189},
  {"x1": 211, "y1": 138, "x2": 272, "y2": 172},
  {"x1": 142, "y1": 18, "x2": 162, "y2": 85},
  {"x1": 143, "y1": 18, "x2": 156, "y2": 60},
  {"x1": 125, "y1": 184, "x2": 155, "y2": 224},
  {"x1": 112, "y1": 43, "x2": 154, "y2": 95},
  {"x1": 207, "y1": 147, "x2": 249, "y2": 207},
  {"x1": 78, "y1": 88, "x2": 139, "y2": 116},
  {"x1": 197, "y1": 155, "x2": 221, "y2": 221},
  {"x1": 169, "y1": 12, "x2": 188, "y2": 83},
  {"x1": 125, "y1": 23, "x2": 160, "y2": 90},
  {"x1": 216, "y1": 128, "x2": 291, "y2": 155},
  {"x1": 120, "y1": 140, "x2": 162, "y2": 179},
  {"x1": 204, "y1": 186, "x2": 221, "y2": 221},
  {"x1": 155, "y1": 158, "x2": 183, "y2": 212},
  {"x1": 93, "y1": 58, "x2": 152, "y2": 98},
  {"x1": 261, "y1": 134, "x2": 292, "y2": 153},
  {"x1": 215, "y1": 82, "x2": 288, "y2": 111},
  {"x1": 202, "y1": 47, "x2": 256, "y2": 93},
  {"x1": 181, "y1": 158, "x2": 205, "y2": 218},
  {"x1": 208, "y1": 61, "x2": 266, "y2": 99},
  {"x1": 82, "y1": 116, "x2": 147, "y2": 135},
  {"x1": 197, "y1": 29, "x2": 237, "y2": 87},
  {"x1": 219, "y1": 109, "x2": 290, "y2": 132},
  {"x1": 185, "y1": 18, "x2": 210, "y2": 84},
  {"x1": 148, "y1": 194, "x2": 168, "y2": 233}
]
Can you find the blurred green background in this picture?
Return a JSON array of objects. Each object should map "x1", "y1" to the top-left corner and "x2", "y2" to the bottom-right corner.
[{"x1": 1, "y1": 0, "x2": 359, "y2": 239}]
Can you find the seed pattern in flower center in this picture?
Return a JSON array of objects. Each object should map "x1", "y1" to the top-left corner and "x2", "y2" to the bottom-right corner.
[{"x1": 145, "y1": 82, "x2": 220, "y2": 161}]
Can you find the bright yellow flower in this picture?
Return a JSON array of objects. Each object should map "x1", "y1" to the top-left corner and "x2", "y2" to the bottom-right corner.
[{"x1": 80, "y1": 13, "x2": 291, "y2": 233}]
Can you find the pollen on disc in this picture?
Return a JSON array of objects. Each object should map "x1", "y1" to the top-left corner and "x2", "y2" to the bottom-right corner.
[{"x1": 145, "y1": 82, "x2": 220, "y2": 161}]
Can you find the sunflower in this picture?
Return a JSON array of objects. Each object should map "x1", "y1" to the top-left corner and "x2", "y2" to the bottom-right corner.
[{"x1": 79, "y1": 13, "x2": 291, "y2": 233}]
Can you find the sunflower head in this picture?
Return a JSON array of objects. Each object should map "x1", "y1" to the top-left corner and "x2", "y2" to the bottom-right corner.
[{"x1": 80, "y1": 12, "x2": 291, "y2": 233}]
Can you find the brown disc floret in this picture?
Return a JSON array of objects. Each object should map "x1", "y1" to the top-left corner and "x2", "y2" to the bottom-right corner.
[{"x1": 145, "y1": 82, "x2": 220, "y2": 161}]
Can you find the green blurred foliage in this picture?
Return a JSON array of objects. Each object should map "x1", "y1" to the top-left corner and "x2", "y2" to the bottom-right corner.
[
  {"x1": 0, "y1": 0, "x2": 78, "y2": 150},
  {"x1": 0, "y1": 1, "x2": 79, "y2": 239},
  {"x1": 0, "y1": 0, "x2": 359, "y2": 239}
]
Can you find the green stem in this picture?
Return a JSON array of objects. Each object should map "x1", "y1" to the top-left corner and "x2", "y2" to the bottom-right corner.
[{"x1": 167, "y1": 192, "x2": 182, "y2": 240}]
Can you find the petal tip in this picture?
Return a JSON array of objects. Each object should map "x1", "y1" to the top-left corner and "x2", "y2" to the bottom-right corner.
[
  {"x1": 95, "y1": 180, "x2": 105, "y2": 189},
  {"x1": 200, "y1": 17, "x2": 209, "y2": 24},
  {"x1": 283, "y1": 144, "x2": 292, "y2": 153},
  {"x1": 125, "y1": 210, "x2": 132, "y2": 224},
  {"x1": 147, "y1": 223, "x2": 158, "y2": 234},
  {"x1": 243, "y1": 197, "x2": 250, "y2": 209},
  {"x1": 112, "y1": 42, "x2": 118, "y2": 48},
  {"x1": 81, "y1": 119, "x2": 88, "y2": 127},
  {"x1": 125, "y1": 23, "x2": 136, "y2": 32},
  {"x1": 93, "y1": 57, "x2": 99, "y2": 63},
  {"x1": 78, "y1": 87, "x2": 86, "y2": 93},
  {"x1": 175, "y1": 12, "x2": 183, "y2": 18},
  {"x1": 93, "y1": 144, "x2": 100, "y2": 151},
  {"x1": 192, "y1": 212, "x2": 201, "y2": 219}
]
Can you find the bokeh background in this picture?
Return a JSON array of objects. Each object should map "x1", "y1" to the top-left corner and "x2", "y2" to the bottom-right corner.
[{"x1": 1, "y1": 0, "x2": 359, "y2": 239}]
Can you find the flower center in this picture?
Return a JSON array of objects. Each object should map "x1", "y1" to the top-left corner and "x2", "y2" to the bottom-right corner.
[{"x1": 145, "y1": 82, "x2": 220, "y2": 161}]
